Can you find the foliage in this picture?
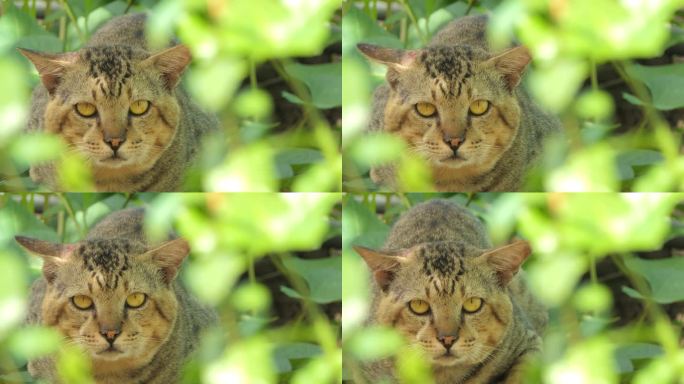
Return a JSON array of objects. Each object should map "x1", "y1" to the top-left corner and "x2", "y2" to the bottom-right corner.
[
  {"x1": 0, "y1": 0, "x2": 342, "y2": 192},
  {"x1": 342, "y1": 0, "x2": 684, "y2": 192},
  {"x1": 343, "y1": 192, "x2": 684, "y2": 383},
  {"x1": 0, "y1": 192, "x2": 342, "y2": 383}
]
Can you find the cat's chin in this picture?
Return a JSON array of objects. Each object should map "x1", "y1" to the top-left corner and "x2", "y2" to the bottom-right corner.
[
  {"x1": 93, "y1": 348, "x2": 127, "y2": 361},
  {"x1": 431, "y1": 353, "x2": 462, "y2": 366}
]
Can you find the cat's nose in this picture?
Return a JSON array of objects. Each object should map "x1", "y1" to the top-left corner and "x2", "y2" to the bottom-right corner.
[
  {"x1": 437, "y1": 334, "x2": 458, "y2": 349},
  {"x1": 104, "y1": 135, "x2": 126, "y2": 151},
  {"x1": 100, "y1": 328, "x2": 121, "y2": 343},
  {"x1": 443, "y1": 132, "x2": 465, "y2": 152}
]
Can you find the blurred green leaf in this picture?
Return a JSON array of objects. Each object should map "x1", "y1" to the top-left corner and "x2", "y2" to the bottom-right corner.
[
  {"x1": 624, "y1": 256, "x2": 684, "y2": 304},
  {"x1": 614, "y1": 343, "x2": 663, "y2": 374},
  {"x1": 284, "y1": 62, "x2": 342, "y2": 109},
  {"x1": 346, "y1": 326, "x2": 404, "y2": 360},
  {"x1": 281, "y1": 255, "x2": 341, "y2": 304},
  {"x1": 616, "y1": 150, "x2": 664, "y2": 180},
  {"x1": 626, "y1": 63, "x2": 684, "y2": 110},
  {"x1": 9, "y1": 326, "x2": 62, "y2": 360},
  {"x1": 342, "y1": 197, "x2": 388, "y2": 249},
  {"x1": 274, "y1": 343, "x2": 323, "y2": 373}
]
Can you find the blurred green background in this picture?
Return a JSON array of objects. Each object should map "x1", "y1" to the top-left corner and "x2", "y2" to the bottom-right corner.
[
  {"x1": 343, "y1": 192, "x2": 684, "y2": 383},
  {"x1": 342, "y1": 0, "x2": 684, "y2": 192},
  {"x1": 0, "y1": 192, "x2": 342, "y2": 383},
  {"x1": 0, "y1": 0, "x2": 342, "y2": 192}
]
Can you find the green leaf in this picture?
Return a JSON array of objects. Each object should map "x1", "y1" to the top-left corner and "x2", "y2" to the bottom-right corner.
[
  {"x1": 616, "y1": 150, "x2": 664, "y2": 180},
  {"x1": 4, "y1": 199, "x2": 59, "y2": 243},
  {"x1": 624, "y1": 256, "x2": 684, "y2": 304},
  {"x1": 9, "y1": 326, "x2": 62, "y2": 360},
  {"x1": 273, "y1": 343, "x2": 323, "y2": 373},
  {"x1": 281, "y1": 255, "x2": 341, "y2": 304},
  {"x1": 614, "y1": 343, "x2": 663, "y2": 373},
  {"x1": 342, "y1": 6, "x2": 403, "y2": 53},
  {"x1": 283, "y1": 62, "x2": 341, "y2": 109},
  {"x1": 276, "y1": 148, "x2": 324, "y2": 166},
  {"x1": 346, "y1": 326, "x2": 404, "y2": 360},
  {"x1": 341, "y1": 197, "x2": 388, "y2": 249},
  {"x1": 626, "y1": 63, "x2": 684, "y2": 110}
]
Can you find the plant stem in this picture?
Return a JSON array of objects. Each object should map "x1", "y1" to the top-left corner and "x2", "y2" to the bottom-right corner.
[
  {"x1": 58, "y1": 0, "x2": 86, "y2": 44},
  {"x1": 398, "y1": 0, "x2": 428, "y2": 45},
  {"x1": 57, "y1": 193, "x2": 84, "y2": 238}
]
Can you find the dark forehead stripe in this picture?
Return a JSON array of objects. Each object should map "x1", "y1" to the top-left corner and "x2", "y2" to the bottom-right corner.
[
  {"x1": 78, "y1": 240, "x2": 132, "y2": 290},
  {"x1": 421, "y1": 242, "x2": 466, "y2": 296},
  {"x1": 422, "y1": 46, "x2": 474, "y2": 98},
  {"x1": 82, "y1": 46, "x2": 134, "y2": 98}
]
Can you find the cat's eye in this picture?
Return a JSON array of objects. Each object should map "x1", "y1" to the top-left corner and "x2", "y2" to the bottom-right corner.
[
  {"x1": 462, "y1": 297, "x2": 483, "y2": 313},
  {"x1": 408, "y1": 299, "x2": 431, "y2": 315},
  {"x1": 75, "y1": 102, "x2": 97, "y2": 117},
  {"x1": 72, "y1": 295, "x2": 94, "y2": 310},
  {"x1": 468, "y1": 100, "x2": 489, "y2": 116},
  {"x1": 415, "y1": 102, "x2": 437, "y2": 118},
  {"x1": 126, "y1": 292, "x2": 147, "y2": 308},
  {"x1": 129, "y1": 100, "x2": 150, "y2": 116}
]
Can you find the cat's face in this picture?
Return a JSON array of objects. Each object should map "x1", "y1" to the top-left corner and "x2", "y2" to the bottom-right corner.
[
  {"x1": 16, "y1": 236, "x2": 189, "y2": 368},
  {"x1": 356, "y1": 240, "x2": 530, "y2": 367},
  {"x1": 359, "y1": 44, "x2": 530, "y2": 178},
  {"x1": 20, "y1": 45, "x2": 190, "y2": 177}
]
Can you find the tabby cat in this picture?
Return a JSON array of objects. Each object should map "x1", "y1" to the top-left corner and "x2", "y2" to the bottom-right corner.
[
  {"x1": 19, "y1": 13, "x2": 218, "y2": 191},
  {"x1": 353, "y1": 199, "x2": 547, "y2": 383},
  {"x1": 15, "y1": 208, "x2": 216, "y2": 384},
  {"x1": 358, "y1": 15, "x2": 561, "y2": 191}
]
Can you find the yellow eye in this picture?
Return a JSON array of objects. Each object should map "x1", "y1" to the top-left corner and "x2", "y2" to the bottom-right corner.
[
  {"x1": 129, "y1": 100, "x2": 150, "y2": 116},
  {"x1": 408, "y1": 299, "x2": 431, "y2": 315},
  {"x1": 469, "y1": 100, "x2": 489, "y2": 116},
  {"x1": 126, "y1": 292, "x2": 147, "y2": 308},
  {"x1": 72, "y1": 295, "x2": 93, "y2": 310},
  {"x1": 415, "y1": 102, "x2": 437, "y2": 117},
  {"x1": 75, "y1": 102, "x2": 97, "y2": 117},
  {"x1": 463, "y1": 297, "x2": 483, "y2": 313}
]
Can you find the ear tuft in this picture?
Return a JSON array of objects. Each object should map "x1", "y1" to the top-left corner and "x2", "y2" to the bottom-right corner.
[
  {"x1": 15, "y1": 236, "x2": 75, "y2": 282},
  {"x1": 17, "y1": 48, "x2": 78, "y2": 94},
  {"x1": 487, "y1": 46, "x2": 531, "y2": 90},
  {"x1": 353, "y1": 245, "x2": 410, "y2": 291},
  {"x1": 144, "y1": 44, "x2": 191, "y2": 90},
  {"x1": 478, "y1": 240, "x2": 531, "y2": 286},
  {"x1": 145, "y1": 238, "x2": 190, "y2": 283},
  {"x1": 356, "y1": 44, "x2": 419, "y2": 68}
]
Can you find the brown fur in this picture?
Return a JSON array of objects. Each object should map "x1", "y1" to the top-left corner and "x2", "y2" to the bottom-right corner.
[
  {"x1": 353, "y1": 200, "x2": 547, "y2": 383},
  {"x1": 20, "y1": 13, "x2": 218, "y2": 191},
  {"x1": 16, "y1": 208, "x2": 216, "y2": 384},
  {"x1": 359, "y1": 15, "x2": 562, "y2": 191}
]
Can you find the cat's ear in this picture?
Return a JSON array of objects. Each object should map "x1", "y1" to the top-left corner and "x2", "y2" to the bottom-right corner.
[
  {"x1": 357, "y1": 44, "x2": 419, "y2": 88},
  {"x1": 353, "y1": 245, "x2": 411, "y2": 291},
  {"x1": 17, "y1": 48, "x2": 79, "y2": 95},
  {"x1": 144, "y1": 44, "x2": 191, "y2": 90},
  {"x1": 477, "y1": 239, "x2": 531, "y2": 286},
  {"x1": 487, "y1": 46, "x2": 531, "y2": 90},
  {"x1": 15, "y1": 236, "x2": 76, "y2": 283},
  {"x1": 144, "y1": 238, "x2": 190, "y2": 284}
]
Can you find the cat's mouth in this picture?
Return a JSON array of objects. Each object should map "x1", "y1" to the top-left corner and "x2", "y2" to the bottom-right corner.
[
  {"x1": 100, "y1": 154, "x2": 128, "y2": 165},
  {"x1": 98, "y1": 345, "x2": 123, "y2": 355},
  {"x1": 439, "y1": 153, "x2": 466, "y2": 164},
  {"x1": 433, "y1": 352, "x2": 460, "y2": 365}
]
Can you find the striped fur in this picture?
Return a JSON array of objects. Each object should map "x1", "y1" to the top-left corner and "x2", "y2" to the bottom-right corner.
[
  {"x1": 22, "y1": 14, "x2": 218, "y2": 191},
  {"x1": 19, "y1": 208, "x2": 216, "y2": 384},
  {"x1": 354, "y1": 200, "x2": 547, "y2": 383},
  {"x1": 360, "y1": 15, "x2": 562, "y2": 192}
]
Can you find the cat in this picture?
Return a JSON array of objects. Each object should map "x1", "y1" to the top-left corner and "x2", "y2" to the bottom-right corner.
[
  {"x1": 358, "y1": 15, "x2": 562, "y2": 191},
  {"x1": 15, "y1": 207, "x2": 216, "y2": 384},
  {"x1": 19, "y1": 13, "x2": 219, "y2": 191},
  {"x1": 353, "y1": 199, "x2": 547, "y2": 383}
]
